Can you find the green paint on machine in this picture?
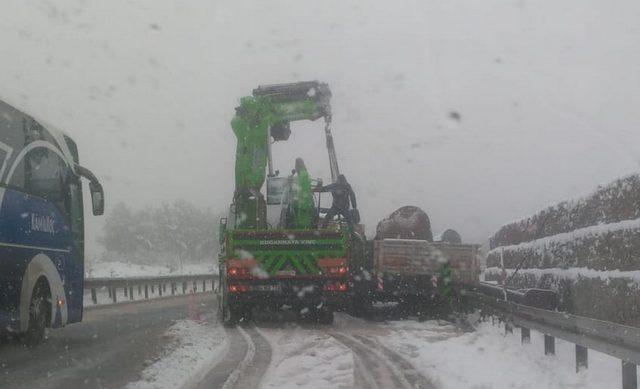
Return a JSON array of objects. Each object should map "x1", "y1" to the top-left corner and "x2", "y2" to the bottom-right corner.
[{"x1": 228, "y1": 230, "x2": 348, "y2": 276}]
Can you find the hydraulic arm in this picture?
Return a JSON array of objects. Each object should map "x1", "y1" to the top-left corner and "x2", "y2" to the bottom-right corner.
[{"x1": 230, "y1": 81, "x2": 336, "y2": 229}]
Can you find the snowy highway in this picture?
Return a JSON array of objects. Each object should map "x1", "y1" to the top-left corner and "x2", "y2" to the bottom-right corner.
[
  {"x1": 0, "y1": 294, "x2": 215, "y2": 388},
  {"x1": 1, "y1": 293, "x2": 631, "y2": 389}
]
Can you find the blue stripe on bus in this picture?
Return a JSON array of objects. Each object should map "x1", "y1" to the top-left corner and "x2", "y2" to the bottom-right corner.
[{"x1": 0, "y1": 188, "x2": 82, "y2": 332}]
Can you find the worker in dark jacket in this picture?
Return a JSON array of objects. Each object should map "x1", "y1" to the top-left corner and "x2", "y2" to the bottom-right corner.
[{"x1": 317, "y1": 174, "x2": 358, "y2": 227}]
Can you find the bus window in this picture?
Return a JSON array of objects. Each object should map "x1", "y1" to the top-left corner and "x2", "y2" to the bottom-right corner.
[
  {"x1": 0, "y1": 103, "x2": 22, "y2": 148},
  {"x1": 0, "y1": 145, "x2": 8, "y2": 180},
  {"x1": 7, "y1": 153, "x2": 26, "y2": 189},
  {"x1": 28, "y1": 148, "x2": 68, "y2": 200},
  {"x1": 8, "y1": 147, "x2": 72, "y2": 221}
]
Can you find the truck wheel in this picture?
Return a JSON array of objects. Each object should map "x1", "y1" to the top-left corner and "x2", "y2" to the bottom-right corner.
[
  {"x1": 24, "y1": 284, "x2": 50, "y2": 345},
  {"x1": 317, "y1": 308, "x2": 334, "y2": 325},
  {"x1": 223, "y1": 303, "x2": 249, "y2": 327},
  {"x1": 222, "y1": 305, "x2": 238, "y2": 327},
  {"x1": 352, "y1": 294, "x2": 373, "y2": 319}
]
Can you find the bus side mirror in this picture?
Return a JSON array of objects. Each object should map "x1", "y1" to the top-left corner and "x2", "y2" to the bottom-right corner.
[
  {"x1": 75, "y1": 164, "x2": 104, "y2": 216},
  {"x1": 89, "y1": 181, "x2": 104, "y2": 216}
]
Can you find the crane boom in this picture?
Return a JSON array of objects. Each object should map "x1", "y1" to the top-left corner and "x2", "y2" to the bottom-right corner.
[{"x1": 230, "y1": 81, "x2": 333, "y2": 229}]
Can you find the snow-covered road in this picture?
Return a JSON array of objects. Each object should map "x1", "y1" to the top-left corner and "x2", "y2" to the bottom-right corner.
[
  {"x1": 1, "y1": 294, "x2": 634, "y2": 389},
  {"x1": 200, "y1": 309, "x2": 634, "y2": 389}
]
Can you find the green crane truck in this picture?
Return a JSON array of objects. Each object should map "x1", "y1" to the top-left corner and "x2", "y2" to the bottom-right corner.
[{"x1": 218, "y1": 81, "x2": 362, "y2": 325}]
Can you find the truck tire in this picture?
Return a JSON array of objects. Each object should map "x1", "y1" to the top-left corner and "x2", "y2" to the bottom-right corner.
[
  {"x1": 317, "y1": 308, "x2": 334, "y2": 325},
  {"x1": 23, "y1": 283, "x2": 50, "y2": 345},
  {"x1": 223, "y1": 300, "x2": 251, "y2": 327},
  {"x1": 351, "y1": 292, "x2": 373, "y2": 319},
  {"x1": 222, "y1": 304, "x2": 240, "y2": 327}
]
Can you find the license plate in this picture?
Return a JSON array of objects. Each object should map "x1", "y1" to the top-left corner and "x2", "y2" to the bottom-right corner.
[{"x1": 251, "y1": 284, "x2": 281, "y2": 292}]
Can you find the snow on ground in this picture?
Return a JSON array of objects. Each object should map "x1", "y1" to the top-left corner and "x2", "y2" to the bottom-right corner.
[
  {"x1": 85, "y1": 260, "x2": 217, "y2": 278},
  {"x1": 127, "y1": 317, "x2": 228, "y2": 389},
  {"x1": 257, "y1": 324, "x2": 354, "y2": 389},
  {"x1": 379, "y1": 319, "x2": 633, "y2": 389}
]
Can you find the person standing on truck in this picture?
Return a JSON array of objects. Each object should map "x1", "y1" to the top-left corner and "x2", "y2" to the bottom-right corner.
[{"x1": 317, "y1": 174, "x2": 359, "y2": 227}]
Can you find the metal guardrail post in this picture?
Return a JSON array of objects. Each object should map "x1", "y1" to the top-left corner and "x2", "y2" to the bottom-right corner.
[
  {"x1": 576, "y1": 345, "x2": 588, "y2": 372},
  {"x1": 521, "y1": 327, "x2": 530, "y2": 344},
  {"x1": 505, "y1": 322, "x2": 513, "y2": 334},
  {"x1": 544, "y1": 334, "x2": 555, "y2": 355},
  {"x1": 468, "y1": 288, "x2": 640, "y2": 387},
  {"x1": 622, "y1": 361, "x2": 637, "y2": 389},
  {"x1": 84, "y1": 274, "x2": 215, "y2": 307}
]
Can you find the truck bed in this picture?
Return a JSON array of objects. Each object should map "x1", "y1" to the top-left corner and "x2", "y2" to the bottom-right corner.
[{"x1": 373, "y1": 239, "x2": 480, "y2": 289}]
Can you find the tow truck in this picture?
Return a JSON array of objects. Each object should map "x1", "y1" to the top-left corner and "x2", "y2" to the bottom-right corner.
[{"x1": 218, "y1": 81, "x2": 364, "y2": 325}]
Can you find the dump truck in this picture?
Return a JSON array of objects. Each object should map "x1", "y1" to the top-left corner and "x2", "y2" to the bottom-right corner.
[
  {"x1": 218, "y1": 81, "x2": 364, "y2": 325},
  {"x1": 352, "y1": 206, "x2": 480, "y2": 314}
]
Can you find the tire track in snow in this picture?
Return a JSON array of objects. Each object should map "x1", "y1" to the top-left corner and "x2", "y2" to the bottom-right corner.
[
  {"x1": 197, "y1": 324, "x2": 271, "y2": 389},
  {"x1": 228, "y1": 325, "x2": 271, "y2": 389},
  {"x1": 196, "y1": 326, "x2": 247, "y2": 389},
  {"x1": 219, "y1": 326, "x2": 255, "y2": 389},
  {"x1": 353, "y1": 334, "x2": 435, "y2": 389},
  {"x1": 329, "y1": 332, "x2": 434, "y2": 389}
]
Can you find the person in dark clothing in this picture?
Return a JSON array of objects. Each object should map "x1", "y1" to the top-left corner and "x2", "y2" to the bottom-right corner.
[{"x1": 316, "y1": 174, "x2": 358, "y2": 227}]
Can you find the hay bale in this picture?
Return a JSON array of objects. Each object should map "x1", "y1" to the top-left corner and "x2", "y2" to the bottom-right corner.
[
  {"x1": 486, "y1": 219, "x2": 640, "y2": 271},
  {"x1": 490, "y1": 174, "x2": 640, "y2": 248},
  {"x1": 375, "y1": 206, "x2": 433, "y2": 241}
]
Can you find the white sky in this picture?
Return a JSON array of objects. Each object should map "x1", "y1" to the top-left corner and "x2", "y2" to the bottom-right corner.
[{"x1": 1, "y1": 0, "x2": 639, "y2": 253}]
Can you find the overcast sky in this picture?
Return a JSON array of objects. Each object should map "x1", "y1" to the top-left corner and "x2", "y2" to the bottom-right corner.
[{"x1": 1, "y1": 0, "x2": 639, "y2": 254}]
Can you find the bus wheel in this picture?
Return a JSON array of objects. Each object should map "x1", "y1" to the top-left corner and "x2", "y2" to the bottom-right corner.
[{"x1": 24, "y1": 283, "x2": 50, "y2": 345}]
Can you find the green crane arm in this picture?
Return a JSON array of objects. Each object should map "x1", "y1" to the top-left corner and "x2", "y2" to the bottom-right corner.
[{"x1": 230, "y1": 81, "x2": 331, "y2": 229}]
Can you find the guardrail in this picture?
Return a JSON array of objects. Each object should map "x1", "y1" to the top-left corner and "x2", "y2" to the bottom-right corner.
[
  {"x1": 84, "y1": 274, "x2": 217, "y2": 305},
  {"x1": 467, "y1": 289, "x2": 639, "y2": 389}
]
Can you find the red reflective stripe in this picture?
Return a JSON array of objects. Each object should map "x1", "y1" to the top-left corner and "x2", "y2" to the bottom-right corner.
[
  {"x1": 318, "y1": 258, "x2": 346, "y2": 267},
  {"x1": 227, "y1": 258, "x2": 259, "y2": 268}
]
